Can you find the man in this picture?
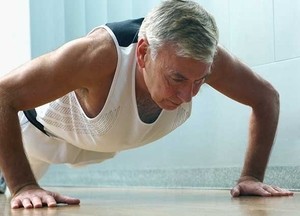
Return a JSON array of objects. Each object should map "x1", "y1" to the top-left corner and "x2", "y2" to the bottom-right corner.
[{"x1": 0, "y1": 0, "x2": 293, "y2": 209}]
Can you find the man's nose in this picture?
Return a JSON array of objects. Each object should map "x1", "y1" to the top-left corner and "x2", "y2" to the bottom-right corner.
[{"x1": 177, "y1": 84, "x2": 193, "y2": 103}]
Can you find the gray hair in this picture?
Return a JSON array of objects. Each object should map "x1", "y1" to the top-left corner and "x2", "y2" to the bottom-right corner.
[{"x1": 138, "y1": 0, "x2": 219, "y2": 63}]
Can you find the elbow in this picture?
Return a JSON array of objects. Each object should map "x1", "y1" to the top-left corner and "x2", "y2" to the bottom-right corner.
[
  {"x1": 254, "y1": 83, "x2": 280, "y2": 115},
  {"x1": 269, "y1": 85, "x2": 280, "y2": 109}
]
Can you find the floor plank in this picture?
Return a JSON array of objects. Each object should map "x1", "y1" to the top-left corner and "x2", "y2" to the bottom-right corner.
[{"x1": 0, "y1": 187, "x2": 298, "y2": 216}]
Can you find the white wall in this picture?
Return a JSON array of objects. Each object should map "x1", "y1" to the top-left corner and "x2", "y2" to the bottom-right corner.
[
  {"x1": 27, "y1": 0, "x2": 300, "y2": 187},
  {"x1": 95, "y1": 0, "x2": 300, "y2": 169},
  {"x1": 0, "y1": 0, "x2": 31, "y2": 75}
]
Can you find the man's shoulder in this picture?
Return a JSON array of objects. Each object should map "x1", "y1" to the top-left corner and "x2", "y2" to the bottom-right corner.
[{"x1": 105, "y1": 18, "x2": 144, "y2": 47}]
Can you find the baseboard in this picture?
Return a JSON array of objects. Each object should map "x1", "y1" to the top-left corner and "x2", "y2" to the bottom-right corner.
[{"x1": 39, "y1": 165, "x2": 300, "y2": 189}]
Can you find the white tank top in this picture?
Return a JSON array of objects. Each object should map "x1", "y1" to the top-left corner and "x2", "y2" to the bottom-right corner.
[{"x1": 35, "y1": 21, "x2": 192, "y2": 153}]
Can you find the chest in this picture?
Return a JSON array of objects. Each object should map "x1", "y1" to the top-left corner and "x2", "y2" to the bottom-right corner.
[
  {"x1": 76, "y1": 86, "x2": 162, "y2": 125},
  {"x1": 136, "y1": 95, "x2": 162, "y2": 124}
]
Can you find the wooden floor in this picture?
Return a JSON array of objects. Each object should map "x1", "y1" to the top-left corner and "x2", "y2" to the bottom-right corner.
[{"x1": 0, "y1": 187, "x2": 299, "y2": 216}]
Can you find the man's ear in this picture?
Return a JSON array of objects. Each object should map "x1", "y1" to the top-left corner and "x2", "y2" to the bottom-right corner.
[{"x1": 136, "y1": 38, "x2": 149, "y2": 69}]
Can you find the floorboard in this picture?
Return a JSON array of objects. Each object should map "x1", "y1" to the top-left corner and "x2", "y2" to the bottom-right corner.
[{"x1": 0, "y1": 187, "x2": 298, "y2": 216}]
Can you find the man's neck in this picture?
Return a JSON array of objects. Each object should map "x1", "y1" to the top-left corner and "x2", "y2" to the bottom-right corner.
[{"x1": 135, "y1": 66, "x2": 162, "y2": 123}]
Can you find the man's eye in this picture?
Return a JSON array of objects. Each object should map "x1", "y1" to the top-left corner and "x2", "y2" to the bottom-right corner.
[
  {"x1": 171, "y1": 76, "x2": 185, "y2": 83},
  {"x1": 173, "y1": 78, "x2": 183, "y2": 82}
]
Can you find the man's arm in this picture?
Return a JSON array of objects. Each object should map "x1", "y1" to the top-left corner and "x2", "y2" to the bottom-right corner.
[
  {"x1": 205, "y1": 45, "x2": 293, "y2": 196},
  {"x1": 0, "y1": 28, "x2": 117, "y2": 208},
  {"x1": 0, "y1": 46, "x2": 85, "y2": 208}
]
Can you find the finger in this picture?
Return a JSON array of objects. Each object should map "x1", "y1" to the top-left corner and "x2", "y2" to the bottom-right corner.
[
  {"x1": 31, "y1": 196, "x2": 43, "y2": 208},
  {"x1": 42, "y1": 195, "x2": 57, "y2": 207},
  {"x1": 22, "y1": 198, "x2": 33, "y2": 209},
  {"x1": 273, "y1": 186, "x2": 294, "y2": 196},
  {"x1": 270, "y1": 186, "x2": 288, "y2": 196},
  {"x1": 230, "y1": 185, "x2": 240, "y2": 197},
  {"x1": 262, "y1": 185, "x2": 291, "y2": 197},
  {"x1": 54, "y1": 194, "x2": 80, "y2": 205},
  {"x1": 11, "y1": 199, "x2": 22, "y2": 209},
  {"x1": 256, "y1": 187, "x2": 272, "y2": 197}
]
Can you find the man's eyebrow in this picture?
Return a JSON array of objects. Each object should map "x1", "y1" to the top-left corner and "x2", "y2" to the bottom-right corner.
[{"x1": 170, "y1": 70, "x2": 210, "y2": 81}]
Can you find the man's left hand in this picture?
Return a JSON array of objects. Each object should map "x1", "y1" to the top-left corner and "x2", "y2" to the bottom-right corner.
[{"x1": 230, "y1": 176, "x2": 294, "y2": 197}]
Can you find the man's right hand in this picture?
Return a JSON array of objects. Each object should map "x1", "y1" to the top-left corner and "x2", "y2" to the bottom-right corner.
[{"x1": 11, "y1": 185, "x2": 80, "y2": 209}]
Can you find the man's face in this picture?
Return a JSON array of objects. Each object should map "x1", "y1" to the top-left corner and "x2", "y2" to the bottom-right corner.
[{"x1": 142, "y1": 44, "x2": 211, "y2": 110}]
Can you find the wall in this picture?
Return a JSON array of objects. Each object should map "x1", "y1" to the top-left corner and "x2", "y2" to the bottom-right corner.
[
  {"x1": 27, "y1": 0, "x2": 300, "y2": 189},
  {"x1": 0, "y1": 0, "x2": 31, "y2": 76}
]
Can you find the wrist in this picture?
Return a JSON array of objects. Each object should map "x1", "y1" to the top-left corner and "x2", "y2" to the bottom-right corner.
[
  {"x1": 237, "y1": 175, "x2": 261, "y2": 184},
  {"x1": 12, "y1": 181, "x2": 39, "y2": 197}
]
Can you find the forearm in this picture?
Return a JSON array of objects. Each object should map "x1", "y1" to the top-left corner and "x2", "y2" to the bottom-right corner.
[
  {"x1": 241, "y1": 91, "x2": 280, "y2": 182},
  {"x1": 0, "y1": 106, "x2": 38, "y2": 195}
]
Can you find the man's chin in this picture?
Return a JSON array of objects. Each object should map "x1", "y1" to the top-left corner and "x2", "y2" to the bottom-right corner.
[{"x1": 159, "y1": 101, "x2": 180, "y2": 110}]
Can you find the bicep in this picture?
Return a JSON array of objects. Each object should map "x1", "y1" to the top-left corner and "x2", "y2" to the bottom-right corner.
[
  {"x1": 205, "y1": 45, "x2": 276, "y2": 107},
  {"x1": 0, "y1": 36, "x2": 109, "y2": 111}
]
